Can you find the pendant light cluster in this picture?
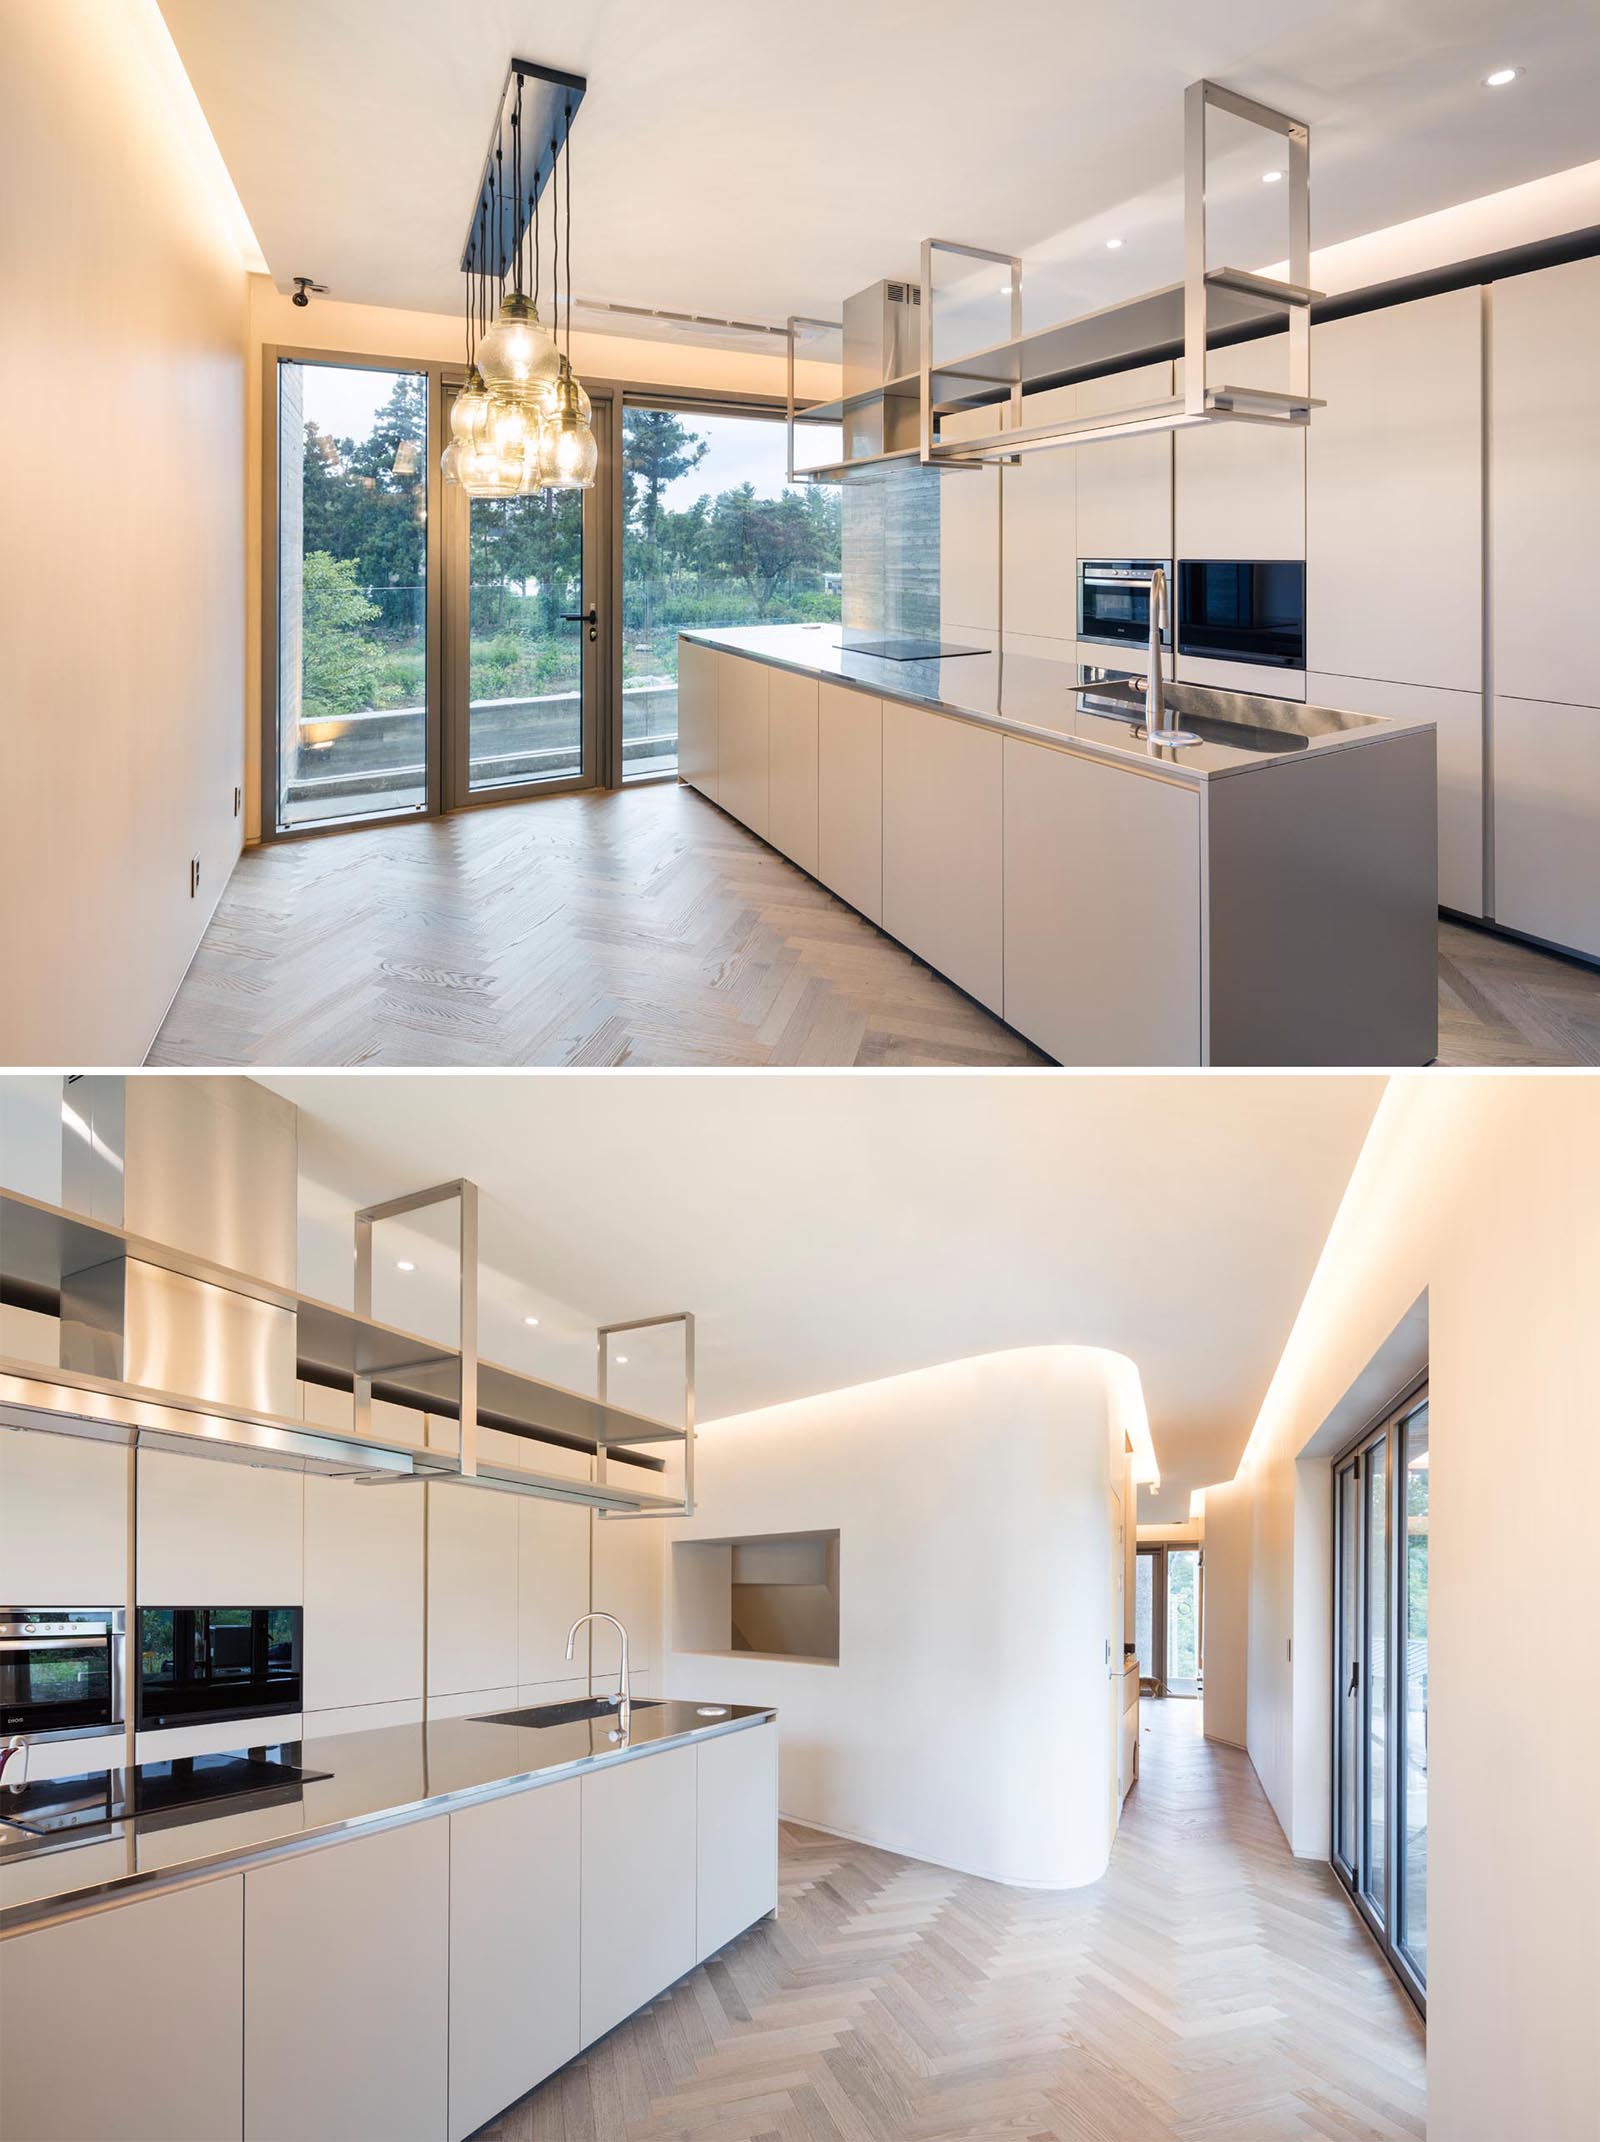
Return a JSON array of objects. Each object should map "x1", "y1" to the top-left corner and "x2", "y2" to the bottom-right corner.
[{"x1": 442, "y1": 75, "x2": 595, "y2": 496}]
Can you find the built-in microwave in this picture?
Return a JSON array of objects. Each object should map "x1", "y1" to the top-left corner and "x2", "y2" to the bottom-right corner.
[
  {"x1": 1176, "y1": 559, "x2": 1305, "y2": 669},
  {"x1": 1077, "y1": 559, "x2": 1173, "y2": 650},
  {"x1": 0, "y1": 1608, "x2": 126, "y2": 1741},
  {"x1": 138, "y1": 1607, "x2": 303, "y2": 1731}
]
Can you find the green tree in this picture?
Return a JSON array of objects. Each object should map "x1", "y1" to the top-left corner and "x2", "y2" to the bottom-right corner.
[
  {"x1": 706, "y1": 484, "x2": 831, "y2": 616},
  {"x1": 300, "y1": 551, "x2": 383, "y2": 724}
]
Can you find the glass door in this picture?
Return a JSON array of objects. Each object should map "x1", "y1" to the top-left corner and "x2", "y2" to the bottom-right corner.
[
  {"x1": 1165, "y1": 1547, "x2": 1201, "y2": 1696},
  {"x1": 1134, "y1": 1545, "x2": 1162, "y2": 1694},
  {"x1": 1332, "y1": 1385, "x2": 1428, "y2": 2012},
  {"x1": 270, "y1": 357, "x2": 436, "y2": 832},
  {"x1": 441, "y1": 386, "x2": 607, "y2": 805}
]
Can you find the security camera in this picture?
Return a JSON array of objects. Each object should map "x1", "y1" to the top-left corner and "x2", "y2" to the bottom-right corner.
[{"x1": 291, "y1": 276, "x2": 328, "y2": 308}]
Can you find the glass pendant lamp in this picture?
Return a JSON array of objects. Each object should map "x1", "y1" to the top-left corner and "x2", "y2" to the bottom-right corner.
[
  {"x1": 450, "y1": 366, "x2": 492, "y2": 449},
  {"x1": 477, "y1": 291, "x2": 560, "y2": 407}
]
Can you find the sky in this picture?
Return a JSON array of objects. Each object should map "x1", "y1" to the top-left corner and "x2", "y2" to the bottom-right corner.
[{"x1": 291, "y1": 360, "x2": 839, "y2": 507}]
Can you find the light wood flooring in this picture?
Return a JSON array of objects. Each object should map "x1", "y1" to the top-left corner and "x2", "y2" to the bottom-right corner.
[
  {"x1": 477, "y1": 1698, "x2": 1426, "y2": 2142},
  {"x1": 149, "y1": 783, "x2": 1600, "y2": 1067}
]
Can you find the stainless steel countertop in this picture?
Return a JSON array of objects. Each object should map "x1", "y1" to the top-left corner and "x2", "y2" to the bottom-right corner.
[
  {"x1": 0, "y1": 1701, "x2": 776, "y2": 1936},
  {"x1": 682, "y1": 626, "x2": 1434, "y2": 785}
]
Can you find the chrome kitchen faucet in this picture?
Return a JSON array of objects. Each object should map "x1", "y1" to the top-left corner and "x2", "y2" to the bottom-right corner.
[{"x1": 565, "y1": 1612, "x2": 631, "y2": 1737}]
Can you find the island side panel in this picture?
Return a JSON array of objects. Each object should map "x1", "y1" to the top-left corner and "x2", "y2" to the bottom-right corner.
[{"x1": 1203, "y1": 729, "x2": 1439, "y2": 1066}]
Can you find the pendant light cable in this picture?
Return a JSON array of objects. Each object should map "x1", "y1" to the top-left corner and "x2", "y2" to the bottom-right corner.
[
  {"x1": 550, "y1": 132, "x2": 561, "y2": 354},
  {"x1": 511, "y1": 79, "x2": 523, "y2": 298},
  {"x1": 564, "y1": 102, "x2": 574, "y2": 361}
]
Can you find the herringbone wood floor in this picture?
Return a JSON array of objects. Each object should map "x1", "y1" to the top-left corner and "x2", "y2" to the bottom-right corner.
[
  {"x1": 476, "y1": 1700, "x2": 1426, "y2": 2142},
  {"x1": 149, "y1": 783, "x2": 1600, "y2": 1067}
]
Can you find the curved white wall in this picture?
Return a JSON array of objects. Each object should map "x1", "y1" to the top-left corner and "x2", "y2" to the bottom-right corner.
[{"x1": 663, "y1": 1346, "x2": 1131, "y2": 1889}]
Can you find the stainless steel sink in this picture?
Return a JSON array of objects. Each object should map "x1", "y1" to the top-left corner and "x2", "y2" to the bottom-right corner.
[{"x1": 471, "y1": 1696, "x2": 663, "y2": 1729}]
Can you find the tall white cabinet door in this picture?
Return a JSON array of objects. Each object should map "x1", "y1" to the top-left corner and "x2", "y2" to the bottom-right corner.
[
  {"x1": 696, "y1": 1723, "x2": 779, "y2": 1963},
  {"x1": 591, "y1": 1508, "x2": 663, "y2": 1683},
  {"x1": 448, "y1": 1781, "x2": 581, "y2": 2142},
  {"x1": 1307, "y1": 673, "x2": 1483, "y2": 915},
  {"x1": 1491, "y1": 257, "x2": 1600, "y2": 708},
  {"x1": 426, "y1": 1477, "x2": 518, "y2": 1699},
  {"x1": 940, "y1": 406, "x2": 1001, "y2": 635},
  {"x1": 881, "y1": 703, "x2": 1004, "y2": 1012},
  {"x1": 1002, "y1": 384, "x2": 1077, "y2": 646},
  {"x1": 767, "y1": 666, "x2": 820, "y2": 873},
  {"x1": 1002, "y1": 741, "x2": 1202, "y2": 1065},
  {"x1": 519, "y1": 1494, "x2": 591, "y2": 1689},
  {"x1": 1074, "y1": 362, "x2": 1174, "y2": 561},
  {"x1": 137, "y1": 1446, "x2": 302, "y2": 1604},
  {"x1": 1493, "y1": 697, "x2": 1600, "y2": 956},
  {"x1": 715, "y1": 653, "x2": 770, "y2": 836},
  {"x1": 0, "y1": 1878, "x2": 243, "y2": 2142},
  {"x1": 580, "y1": 1745, "x2": 698, "y2": 2047},
  {"x1": 817, "y1": 684, "x2": 883, "y2": 923},
  {"x1": 1176, "y1": 335, "x2": 1305, "y2": 561},
  {"x1": 245, "y1": 1818, "x2": 449, "y2": 2142},
  {"x1": 1307, "y1": 288, "x2": 1483, "y2": 692},
  {"x1": 677, "y1": 637, "x2": 718, "y2": 800},
  {"x1": 303, "y1": 1473, "x2": 424, "y2": 1713},
  {"x1": 0, "y1": 1428, "x2": 126, "y2": 1603}
]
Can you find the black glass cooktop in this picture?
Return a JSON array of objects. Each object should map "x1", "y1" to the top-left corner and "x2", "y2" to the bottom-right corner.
[
  {"x1": 0, "y1": 1745, "x2": 330, "y2": 1847},
  {"x1": 843, "y1": 636, "x2": 989, "y2": 662}
]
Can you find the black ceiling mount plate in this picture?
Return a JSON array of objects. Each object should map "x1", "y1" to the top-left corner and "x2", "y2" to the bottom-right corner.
[{"x1": 461, "y1": 58, "x2": 588, "y2": 280}]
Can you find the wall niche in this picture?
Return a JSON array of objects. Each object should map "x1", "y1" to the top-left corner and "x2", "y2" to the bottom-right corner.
[{"x1": 672, "y1": 1530, "x2": 839, "y2": 1664}]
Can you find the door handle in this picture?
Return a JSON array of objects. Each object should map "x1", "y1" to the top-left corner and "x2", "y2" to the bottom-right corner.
[
  {"x1": 562, "y1": 606, "x2": 598, "y2": 642},
  {"x1": 1347, "y1": 1660, "x2": 1360, "y2": 1697}
]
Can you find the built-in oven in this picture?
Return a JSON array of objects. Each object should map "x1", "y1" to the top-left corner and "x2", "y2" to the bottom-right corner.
[
  {"x1": 138, "y1": 1608, "x2": 303, "y2": 1731},
  {"x1": 1077, "y1": 559, "x2": 1173, "y2": 650},
  {"x1": 1176, "y1": 559, "x2": 1305, "y2": 669},
  {"x1": 1, "y1": 1608, "x2": 126, "y2": 1742}
]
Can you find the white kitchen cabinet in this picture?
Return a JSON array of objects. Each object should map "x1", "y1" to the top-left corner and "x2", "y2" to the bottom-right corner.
[
  {"x1": 1308, "y1": 287, "x2": 1482, "y2": 693},
  {"x1": 1308, "y1": 673, "x2": 1483, "y2": 914},
  {"x1": 448, "y1": 1779, "x2": 581, "y2": 2142},
  {"x1": 940, "y1": 405, "x2": 1001, "y2": 634},
  {"x1": 767, "y1": 665, "x2": 820, "y2": 873},
  {"x1": 580, "y1": 1743, "x2": 698, "y2": 2046},
  {"x1": 677, "y1": 637, "x2": 718, "y2": 800},
  {"x1": 0, "y1": 1425, "x2": 126, "y2": 1603},
  {"x1": 1002, "y1": 385, "x2": 1077, "y2": 643},
  {"x1": 881, "y1": 700, "x2": 1004, "y2": 1012},
  {"x1": 696, "y1": 1721, "x2": 779, "y2": 1962},
  {"x1": 426, "y1": 1476, "x2": 518, "y2": 1698},
  {"x1": 303, "y1": 1471, "x2": 424, "y2": 1713},
  {"x1": 1490, "y1": 256, "x2": 1600, "y2": 709},
  {"x1": 136, "y1": 1712, "x2": 301, "y2": 1764},
  {"x1": 137, "y1": 1445, "x2": 302, "y2": 1604},
  {"x1": 1176, "y1": 334, "x2": 1305, "y2": 563},
  {"x1": 715, "y1": 650, "x2": 770, "y2": 836},
  {"x1": 1003, "y1": 740, "x2": 1202, "y2": 1064},
  {"x1": 1493, "y1": 696, "x2": 1600, "y2": 956},
  {"x1": 817, "y1": 683, "x2": 883, "y2": 923},
  {"x1": 1074, "y1": 361, "x2": 1174, "y2": 561},
  {"x1": 245, "y1": 1816, "x2": 449, "y2": 2142},
  {"x1": 591, "y1": 1507, "x2": 663, "y2": 1681},
  {"x1": 518, "y1": 1494, "x2": 591, "y2": 1688},
  {"x1": 0, "y1": 1878, "x2": 243, "y2": 2142},
  {"x1": 1174, "y1": 652, "x2": 1306, "y2": 702}
]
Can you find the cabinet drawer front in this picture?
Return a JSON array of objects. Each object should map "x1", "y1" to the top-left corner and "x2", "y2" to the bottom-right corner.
[
  {"x1": 881, "y1": 702, "x2": 1004, "y2": 1013},
  {"x1": 1002, "y1": 740, "x2": 1201, "y2": 1065},
  {"x1": 697, "y1": 1722, "x2": 779, "y2": 1962},
  {"x1": 816, "y1": 685, "x2": 883, "y2": 923}
]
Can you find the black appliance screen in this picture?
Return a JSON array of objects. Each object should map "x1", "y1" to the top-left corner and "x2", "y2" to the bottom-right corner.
[
  {"x1": 1177, "y1": 560, "x2": 1305, "y2": 668},
  {"x1": 139, "y1": 1608, "x2": 303, "y2": 1729}
]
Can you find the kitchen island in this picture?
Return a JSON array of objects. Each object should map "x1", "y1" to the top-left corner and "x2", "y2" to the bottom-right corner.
[
  {"x1": 0, "y1": 1700, "x2": 778, "y2": 2142},
  {"x1": 678, "y1": 625, "x2": 1439, "y2": 1065}
]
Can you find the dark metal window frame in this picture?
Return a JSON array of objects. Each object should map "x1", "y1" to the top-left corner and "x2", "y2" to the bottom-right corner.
[{"x1": 1331, "y1": 1371, "x2": 1429, "y2": 2016}]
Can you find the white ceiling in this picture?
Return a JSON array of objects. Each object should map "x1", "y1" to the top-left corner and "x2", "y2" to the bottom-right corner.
[
  {"x1": 158, "y1": 0, "x2": 1600, "y2": 329},
  {"x1": 264, "y1": 1073, "x2": 1383, "y2": 1521}
]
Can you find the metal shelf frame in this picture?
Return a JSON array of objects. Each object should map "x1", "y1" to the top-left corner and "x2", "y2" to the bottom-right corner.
[
  {"x1": 918, "y1": 78, "x2": 1320, "y2": 464},
  {"x1": 595, "y1": 1312, "x2": 695, "y2": 1520}
]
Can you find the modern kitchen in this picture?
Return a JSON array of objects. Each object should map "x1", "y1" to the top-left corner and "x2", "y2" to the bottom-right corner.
[
  {"x1": 5, "y1": 4, "x2": 1600, "y2": 1068},
  {"x1": 1, "y1": 1069, "x2": 1596, "y2": 2142}
]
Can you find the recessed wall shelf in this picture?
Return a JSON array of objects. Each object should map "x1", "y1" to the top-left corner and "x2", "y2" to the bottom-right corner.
[{"x1": 672, "y1": 1530, "x2": 840, "y2": 1663}]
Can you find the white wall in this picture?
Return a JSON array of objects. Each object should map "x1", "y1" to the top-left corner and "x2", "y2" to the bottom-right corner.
[
  {"x1": 1197, "y1": 1477, "x2": 1249, "y2": 1750},
  {"x1": 664, "y1": 1347, "x2": 1128, "y2": 1888},
  {"x1": 1232, "y1": 1074, "x2": 1600, "y2": 2142},
  {"x1": 0, "y1": 1, "x2": 250, "y2": 1065}
]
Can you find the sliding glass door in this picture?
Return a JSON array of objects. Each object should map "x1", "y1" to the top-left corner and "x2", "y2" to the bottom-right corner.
[
  {"x1": 1166, "y1": 1547, "x2": 1201, "y2": 1696},
  {"x1": 270, "y1": 357, "x2": 437, "y2": 831},
  {"x1": 1332, "y1": 1385, "x2": 1428, "y2": 2010}
]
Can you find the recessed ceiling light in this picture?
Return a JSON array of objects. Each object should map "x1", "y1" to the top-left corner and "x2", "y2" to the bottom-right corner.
[
  {"x1": 395, "y1": 1260, "x2": 414, "y2": 1272},
  {"x1": 1105, "y1": 237, "x2": 1124, "y2": 250},
  {"x1": 1262, "y1": 169, "x2": 1284, "y2": 184},
  {"x1": 1483, "y1": 66, "x2": 1520, "y2": 87},
  {"x1": 524, "y1": 1315, "x2": 540, "y2": 1327},
  {"x1": 616, "y1": 1355, "x2": 629, "y2": 1365}
]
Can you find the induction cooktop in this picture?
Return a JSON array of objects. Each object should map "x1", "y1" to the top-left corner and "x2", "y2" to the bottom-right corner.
[
  {"x1": 844, "y1": 637, "x2": 989, "y2": 661},
  {"x1": 0, "y1": 1745, "x2": 330, "y2": 1846}
]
